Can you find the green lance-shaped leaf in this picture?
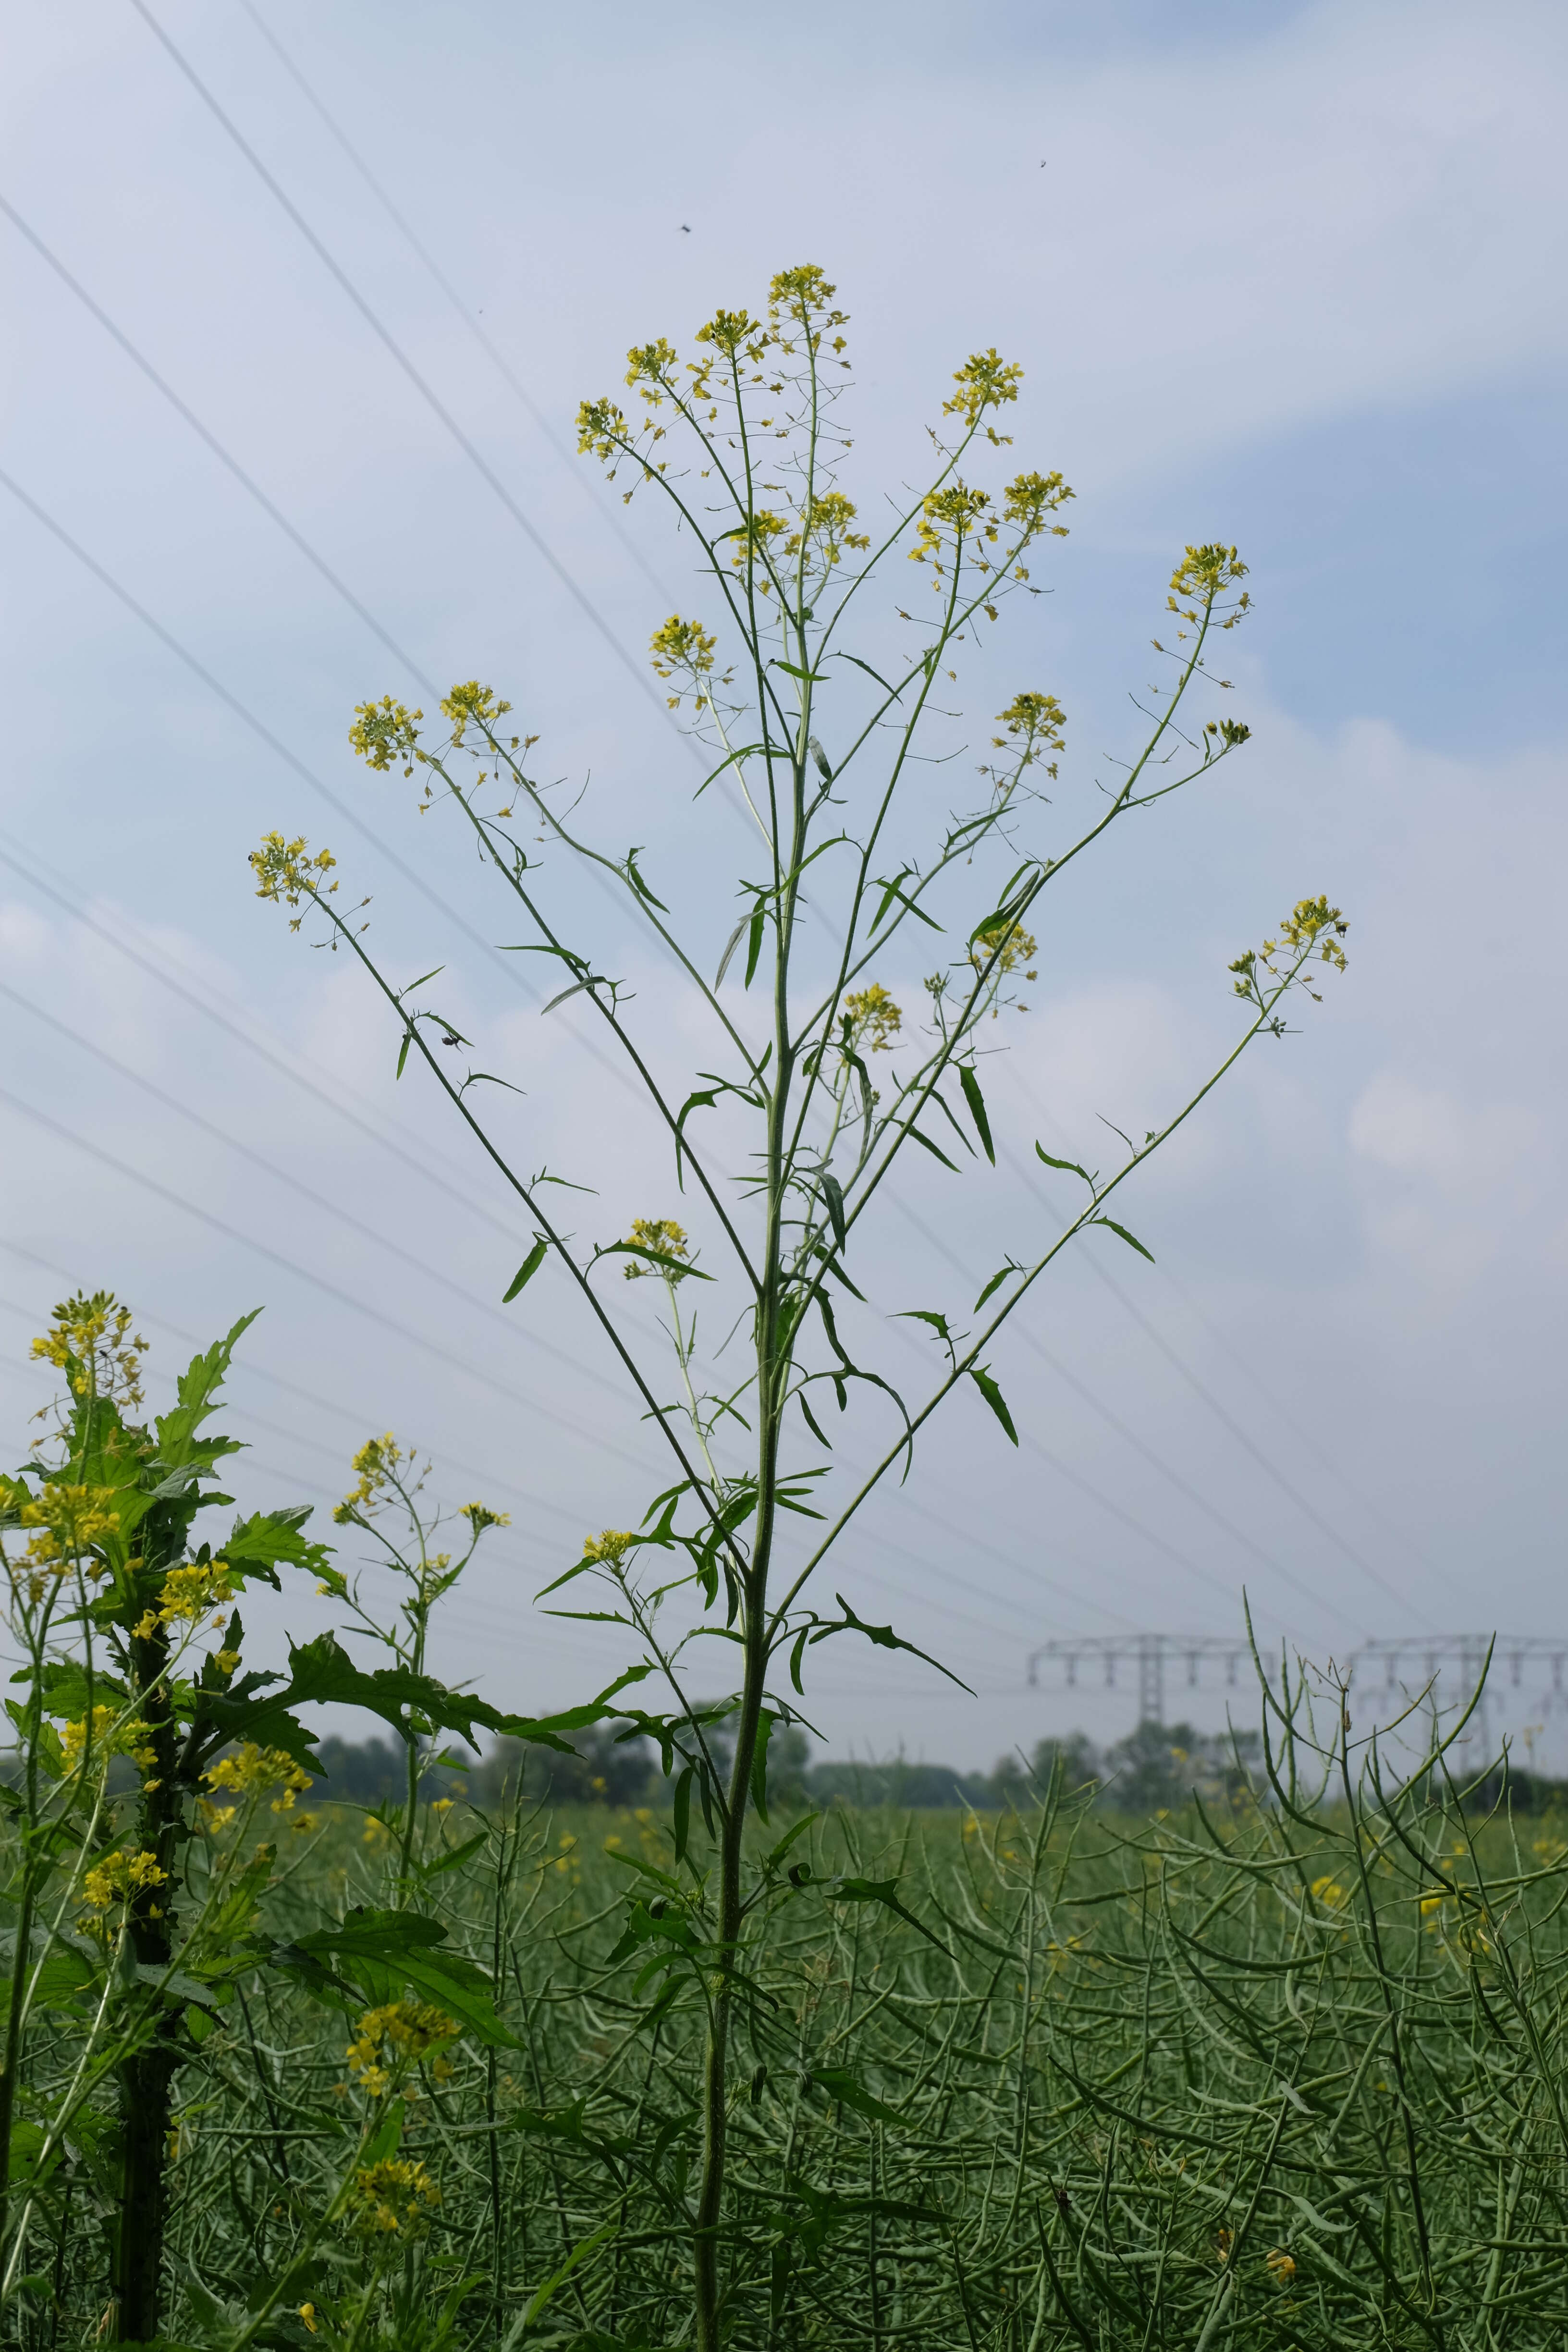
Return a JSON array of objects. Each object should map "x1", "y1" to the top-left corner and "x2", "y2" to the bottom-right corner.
[
  {"x1": 1036, "y1": 1140, "x2": 1095, "y2": 1188},
  {"x1": 279, "y1": 1908, "x2": 518, "y2": 2045},
  {"x1": 821, "y1": 1171, "x2": 847, "y2": 1255},
  {"x1": 810, "y1": 1593, "x2": 974, "y2": 1693},
  {"x1": 822, "y1": 1875, "x2": 950, "y2": 1954},
  {"x1": 973, "y1": 1260, "x2": 1022, "y2": 1311},
  {"x1": 502, "y1": 1237, "x2": 549, "y2": 1301},
  {"x1": 592, "y1": 1241, "x2": 715, "y2": 1280},
  {"x1": 958, "y1": 1063, "x2": 994, "y2": 1164},
  {"x1": 623, "y1": 846, "x2": 669, "y2": 911},
  {"x1": 744, "y1": 902, "x2": 768, "y2": 988},
  {"x1": 1091, "y1": 1215, "x2": 1155, "y2": 1263},
  {"x1": 969, "y1": 1364, "x2": 1019, "y2": 1446}
]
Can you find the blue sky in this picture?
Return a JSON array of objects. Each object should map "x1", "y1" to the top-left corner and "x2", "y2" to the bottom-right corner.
[{"x1": 2, "y1": 0, "x2": 1565, "y2": 1769}]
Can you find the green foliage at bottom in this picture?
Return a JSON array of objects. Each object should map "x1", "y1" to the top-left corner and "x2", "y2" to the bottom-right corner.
[{"x1": 6, "y1": 1783, "x2": 1568, "y2": 2350}]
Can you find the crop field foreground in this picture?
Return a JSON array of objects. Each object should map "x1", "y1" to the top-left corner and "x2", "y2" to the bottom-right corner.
[{"x1": 7, "y1": 1766, "x2": 1567, "y2": 2352}]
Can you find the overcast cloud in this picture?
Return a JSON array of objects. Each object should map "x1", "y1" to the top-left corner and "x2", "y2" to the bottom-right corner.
[{"x1": 2, "y1": 0, "x2": 1564, "y2": 1770}]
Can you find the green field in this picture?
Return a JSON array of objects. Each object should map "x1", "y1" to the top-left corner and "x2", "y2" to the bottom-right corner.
[{"x1": 8, "y1": 1772, "x2": 1568, "y2": 2351}]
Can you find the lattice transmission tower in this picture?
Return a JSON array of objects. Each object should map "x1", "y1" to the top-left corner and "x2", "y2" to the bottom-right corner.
[{"x1": 1028, "y1": 1634, "x2": 1568, "y2": 1757}]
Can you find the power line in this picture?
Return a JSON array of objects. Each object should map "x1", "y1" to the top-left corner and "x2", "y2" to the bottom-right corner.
[
  {"x1": 0, "y1": 1237, "x2": 589, "y2": 1538},
  {"x1": 995, "y1": 1134, "x2": 1441, "y2": 1628},
  {"x1": 0, "y1": 855, "x2": 1117, "y2": 1636},
  {"x1": 998, "y1": 1064, "x2": 1451, "y2": 1626},
  {"x1": 231, "y1": 0, "x2": 680, "y2": 612},
  {"x1": 0, "y1": 191, "x2": 435, "y2": 698},
  {"x1": 885, "y1": 1188, "x2": 1372, "y2": 1641},
  {"x1": 0, "y1": 971, "x2": 637, "y2": 1405},
  {"x1": 125, "y1": 0, "x2": 684, "y2": 737},
  {"x1": 0, "y1": 832, "x2": 526, "y2": 1242},
  {"x1": 875, "y1": 1210, "x2": 1278, "y2": 1620},
  {"x1": 0, "y1": 1081, "x2": 662, "y2": 1481},
  {"x1": 0, "y1": 466, "x2": 657, "y2": 1116}
]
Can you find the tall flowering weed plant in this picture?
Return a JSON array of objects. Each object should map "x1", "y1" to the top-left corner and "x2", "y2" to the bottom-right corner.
[{"x1": 253, "y1": 263, "x2": 1348, "y2": 2351}]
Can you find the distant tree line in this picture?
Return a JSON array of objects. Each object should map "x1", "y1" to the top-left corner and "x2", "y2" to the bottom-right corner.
[{"x1": 307, "y1": 1718, "x2": 1274, "y2": 1815}]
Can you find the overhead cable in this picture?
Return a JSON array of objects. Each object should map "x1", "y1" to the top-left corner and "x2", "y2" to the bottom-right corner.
[
  {"x1": 885, "y1": 1188, "x2": 1373, "y2": 1642},
  {"x1": 125, "y1": 0, "x2": 685, "y2": 735},
  {"x1": 0, "y1": 1082, "x2": 662, "y2": 1481},
  {"x1": 232, "y1": 0, "x2": 680, "y2": 609},
  {"x1": 997, "y1": 1128, "x2": 1444, "y2": 1627}
]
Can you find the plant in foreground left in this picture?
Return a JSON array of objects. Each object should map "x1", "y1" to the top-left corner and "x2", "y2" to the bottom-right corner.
[
  {"x1": 0, "y1": 1300, "x2": 614, "y2": 2345},
  {"x1": 252, "y1": 260, "x2": 1350, "y2": 2349}
]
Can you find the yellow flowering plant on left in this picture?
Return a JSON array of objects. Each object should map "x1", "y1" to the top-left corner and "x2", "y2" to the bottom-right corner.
[
  {"x1": 0, "y1": 1294, "x2": 352, "y2": 2336},
  {"x1": 0, "y1": 1303, "x2": 586, "y2": 2342}
]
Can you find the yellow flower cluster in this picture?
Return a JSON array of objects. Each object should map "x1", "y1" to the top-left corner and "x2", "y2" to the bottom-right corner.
[
  {"x1": 649, "y1": 615, "x2": 725, "y2": 705},
  {"x1": 1310, "y1": 1874, "x2": 1348, "y2": 1910},
  {"x1": 785, "y1": 491, "x2": 870, "y2": 567},
  {"x1": 582, "y1": 1530, "x2": 638, "y2": 1568},
  {"x1": 1167, "y1": 544, "x2": 1251, "y2": 629},
  {"x1": 1266, "y1": 2248, "x2": 1297, "y2": 2284},
  {"x1": 971, "y1": 924, "x2": 1038, "y2": 980},
  {"x1": 992, "y1": 691, "x2": 1066, "y2": 776},
  {"x1": 31, "y1": 1291, "x2": 148, "y2": 1409},
  {"x1": 133, "y1": 1558, "x2": 235, "y2": 1641},
  {"x1": 12, "y1": 1482, "x2": 121, "y2": 1591},
  {"x1": 576, "y1": 394, "x2": 629, "y2": 462},
  {"x1": 348, "y1": 2155, "x2": 441, "y2": 2236},
  {"x1": 346, "y1": 2001, "x2": 458, "y2": 2097},
  {"x1": 439, "y1": 680, "x2": 513, "y2": 746},
  {"x1": 943, "y1": 347, "x2": 1024, "y2": 426},
  {"x1": 843, "y1": 982, "x2": 903, "y2": 1053},
  {"x1": 910, "y1": 480, "x2": 994, "y2": 571},
  {"x1": 334, "y1": 1432, "x2": 407, "y2": 1523},
  {"x1": 59, "y1": 1706, "x2": 156, "y2": 1778},
  {"x1": 621, "y1": 1218, "x2": 690, "y2": 1281},
  {"x1": 349, "y1": 695, "x2": 425, "y2": 774},
  {"x1": 625, "y1": 336, "x2": 678, "y2": 393},
  {"x1": 1001, "y1": 470, "x2": 1073, "y2": 533},
  {"x1": 726, "y1": 511, "x2": 787, "y2": 581},
  {"x1": 1229, "y1": 899, "x2": 1349, "y2": 1004},
  {"x1": 249, "y1": 833, "x2": 338, "y2": 928},
  {"x1": 82, "y1": 1848, "x2": 167, "y2": 1912},
  {"x1": 204, "y1": 1742, "x2": 313, "y2": 1813},
  {"x1": 458, "y1": 1501, "x2": 510, "y2": 1532}
]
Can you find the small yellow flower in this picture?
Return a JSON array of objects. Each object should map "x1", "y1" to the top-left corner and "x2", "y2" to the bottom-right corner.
[
  {"x1": 943, "y1": 348, "x2": 1024, "y2": 426},
  {"x1": 346, "y1": 2002, "x2": 457, "y2": 2102},
  {"x1": 620, "y1": 1217, "x2": 689, "y2": 1279},
  {"x1": 347, "y1": 2155, "x2": 440, "y2": 2237},
  {"x1": 204, "y1": 1743, "x2": 312, "y2": 1812},
  {"x1": 249, "y1": 831, "x2": 338, "y2": 913},
  {"x1": 298, "y1": 2306, "x2": 318, "y2": 2335},
  {"x1": 333, "y1": 1432, "x2": 407, "y2": 1522},
  {"x1": 843, "y1": 982, "x2": 902, "y2": 1052},
  {"x1": 1266, "y1": 2248, "x2": 1296, "y2": 2283},
  {"x1": 29, "y1": 1290, "x2": 148, "y2": 1411},
  {"x1": 82, "y1": 1849, "x2": 167, "y2": 1911},
  {"x1": 349, "y1": 696, "x2": 424, "y2": 774},
  {"x1": 458, "y1": 1501, "x2": 509, "y2": 1532},
  {"x1": 970, "y1": 923, "x2": 1038, "y2": 979},
  {"x1": 582, "y1": 1530, "x2": 638, "y2": 1568},
  {"x1": 13, "y1": 1482, "x2": 121, "y2": 1582}
]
